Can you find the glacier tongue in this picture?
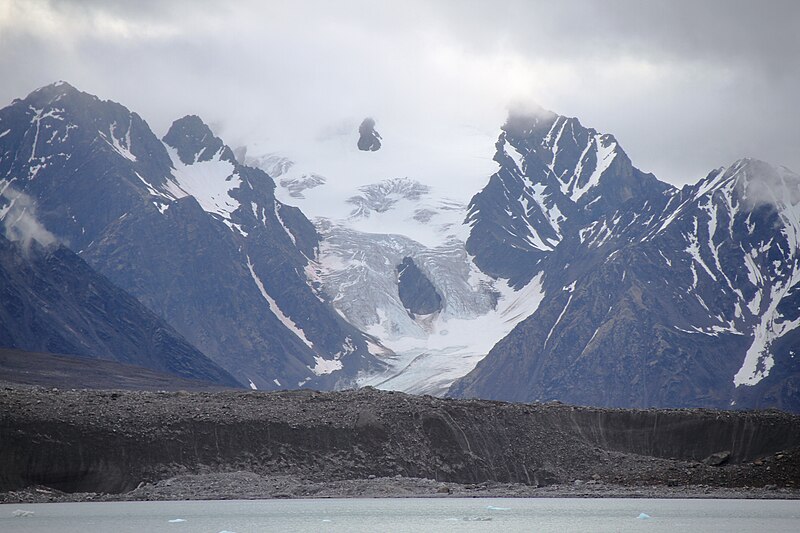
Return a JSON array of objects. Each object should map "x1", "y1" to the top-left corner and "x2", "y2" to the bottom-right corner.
[
  {"x1": 315, "y1": 220, "x2": 546, "y2": 395},
  {"x1": 356, "y1": 271, "x2": 546, "y2": 395}
]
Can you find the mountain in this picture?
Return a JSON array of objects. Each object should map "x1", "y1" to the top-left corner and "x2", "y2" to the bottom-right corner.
[
  {"x1": 450, "y1": 109, "x2": 800, "y2": 411},
  {"x1": 464, "y1": 106, "x2": 669, "y2": 288},
  {"x1": 3, "y1": 81, "x2": 797, "y2": 410},
  {"x1": 0, "y1": 234, "x2": 239, "y2": 387},
  {"x1": 0, "y1": 82, "x2": 384, "y2": 390},
  {"x1": 246, "y1": 105, "x2": 799, "y2": 409}
]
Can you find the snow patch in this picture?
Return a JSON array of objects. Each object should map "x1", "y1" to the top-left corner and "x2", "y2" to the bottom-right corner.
[
  {"x1": 735, "y1": 264, "x2": 800, "y2": 386},
  {"x1": 274, "y1": 202, "x2": 296, "y2": 244},
  {"x1": 104, "y1": 120, "x2": 137, "y2": 162},
  {"x1": 164, "y1": 145, "x2": 241, "y2": 221},
  {"x1": 246, "y1": 255, "x2": 314, "y2": 349},
  {"x1": 569, "y1": 134, "x2": 617, "y2": 202},
  {"x1": 309, "y1": 356, "x2": 343, "y2": 376}
]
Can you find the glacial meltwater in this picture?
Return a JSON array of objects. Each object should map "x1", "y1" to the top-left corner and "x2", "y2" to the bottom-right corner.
[{"x1": 2, "y1": 498, "x2": 798, "y2": 532}]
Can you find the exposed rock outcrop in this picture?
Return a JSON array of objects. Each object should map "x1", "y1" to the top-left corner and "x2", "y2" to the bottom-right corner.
[
  {"x1": 396, "y1": 256, "x2": 442, "y2": 316},
  {"x1": 357, "y1": 117, "x2": 381, "y2": 151},
  {"x1": 0, "y1": 236, "x2": 239, "y2": 387}
]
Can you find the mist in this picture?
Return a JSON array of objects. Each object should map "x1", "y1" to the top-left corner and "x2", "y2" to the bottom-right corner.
[{"x1": 0, "y1": 185, "x2": 58, "y2": 253}]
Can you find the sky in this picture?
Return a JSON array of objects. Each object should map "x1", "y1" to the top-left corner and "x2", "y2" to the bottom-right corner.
[{"x1": 1, "y1": 0, "x2": 799, "y2": 187}]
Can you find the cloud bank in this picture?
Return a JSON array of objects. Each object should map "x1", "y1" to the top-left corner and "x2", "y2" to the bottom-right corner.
[{"x1": 1, "y1": 0, "x2": 798, "y2": 186}]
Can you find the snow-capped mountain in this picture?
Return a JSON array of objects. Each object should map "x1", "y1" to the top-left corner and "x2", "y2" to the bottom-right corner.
[
  {"x1": 0, "y1": 82, "x2": 383, "y2": 390},
  {"x1": 450, "y1": 109, "x2": 800, "y2": 411}
]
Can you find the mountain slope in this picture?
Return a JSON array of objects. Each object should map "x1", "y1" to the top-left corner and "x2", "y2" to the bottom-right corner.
[{"x1": 0, "y1": 235, "x2": 239, "y2": 387}]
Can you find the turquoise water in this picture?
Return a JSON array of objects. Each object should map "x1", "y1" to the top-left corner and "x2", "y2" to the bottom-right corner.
[{"x1": 2, "y1": 498, "x2": 798, "y2": 532}]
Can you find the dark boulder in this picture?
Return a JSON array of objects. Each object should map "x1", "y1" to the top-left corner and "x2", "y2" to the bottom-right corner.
[{"x1": 703, "y1": 451, "x2": 732, "y2": 466}]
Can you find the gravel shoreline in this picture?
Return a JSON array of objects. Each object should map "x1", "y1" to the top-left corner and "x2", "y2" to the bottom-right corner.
[{"x1": 3, "y1": 473, "x2": 798, "y2": 504}]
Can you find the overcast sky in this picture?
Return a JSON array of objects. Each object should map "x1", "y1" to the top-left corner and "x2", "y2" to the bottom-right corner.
[{"x1": 1, "y1": 0, "x2": 798, "y2": 186}]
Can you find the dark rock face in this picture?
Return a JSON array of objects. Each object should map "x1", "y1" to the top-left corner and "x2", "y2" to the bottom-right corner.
[
  {"x1": 0, "y1": 236, "x2": 239, "y2": 387},
  {"x1": 396, "y1": 256, "x2": 442, "y2": 316},
  {"x1": 452, "y1": 107, "x2": 800, "y2": 412},
  {"x1": 1, "y1": 387, "x2": 798, "y2": 494},
  {"x1": 0, "y1": 82, "x2": 384, "y2": 391},
  {"x1": 357, "y1": 117, "x2": 381, "y2": 151}
]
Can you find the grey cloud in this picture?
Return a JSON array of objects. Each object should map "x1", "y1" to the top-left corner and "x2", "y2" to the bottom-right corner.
[
  {"x1": 428, "y1": 0, "x2": 799, "y2": 72},
  {"x1": 0, "y1": 1, "x2": 798, "y2": 186}
]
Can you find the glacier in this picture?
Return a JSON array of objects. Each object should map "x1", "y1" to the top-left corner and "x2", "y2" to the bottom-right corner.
[{"x1": 253, "y1": 128, "x2": 544, "y2": 395}]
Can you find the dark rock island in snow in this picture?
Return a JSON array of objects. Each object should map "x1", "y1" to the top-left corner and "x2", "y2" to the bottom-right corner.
[
  {"x1": 397, "y1": 256, "x2": 443, "y2": 316},
  {"x1": 357, "y1": 117, "x2": 382, "y2": 151}
]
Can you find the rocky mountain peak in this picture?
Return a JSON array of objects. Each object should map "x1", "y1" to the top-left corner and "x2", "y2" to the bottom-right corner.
[
  {"x1": 163, "y1": 115, "x2": 234, "y2": 165},
  {"x1": 23, "y1": 80, "x2": 84, "y2": 105}
]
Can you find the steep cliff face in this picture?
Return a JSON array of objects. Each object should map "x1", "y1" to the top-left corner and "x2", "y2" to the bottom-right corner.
[
  {"x1": 1, "y1": 387, "x2": 798, "y2": 494},
  {"x1": 464, "y1": 109, "x2": 668, "y2": 288}
]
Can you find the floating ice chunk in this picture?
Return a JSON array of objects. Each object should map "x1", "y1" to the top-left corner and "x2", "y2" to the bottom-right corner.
[
  {"x1": 463, "y1": 516, "x2": 492, "y2": 521},
  {"x1": 168, "y1": 518, "x2": 186, "y2": 523},
  {"x1": 486, "y1": 505, "x2": 511, "y2": 511},
  {"x1": 12, "y1": 509, "x2": 34, "y2": 517},
  {"x1": 637, "y1": 513, "x2": 651, "y2": 520}
]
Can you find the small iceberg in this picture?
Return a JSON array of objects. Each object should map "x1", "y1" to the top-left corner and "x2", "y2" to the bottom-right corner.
[
  {"x1": 168, "y1": 518, "x2": 187, "y2": 523},
  {"x1": 487, "y1": 505, "x2": 511, "y2": 511},
  {"x1": 12, "y1": 509, "x2": 35, "y2": 517},
  {"x1": 637, "y1": 513, "x2": 651, "y2": 520}
]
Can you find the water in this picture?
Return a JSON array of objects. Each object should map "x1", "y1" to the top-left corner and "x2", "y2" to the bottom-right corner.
[{"x1": 2, "y1": 498, "x2": 798, "y2": 532}]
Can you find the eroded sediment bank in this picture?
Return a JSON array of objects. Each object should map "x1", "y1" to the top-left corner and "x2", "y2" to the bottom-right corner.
[{"x1": 1, "y1": 385, "x2": 798, "y2": 502}]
